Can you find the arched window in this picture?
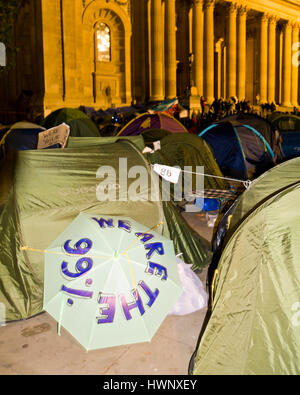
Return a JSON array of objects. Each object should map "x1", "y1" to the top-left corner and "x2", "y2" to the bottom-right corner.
[{"x1": 96, "y1": 23, "x2": 111, "y2": 62}]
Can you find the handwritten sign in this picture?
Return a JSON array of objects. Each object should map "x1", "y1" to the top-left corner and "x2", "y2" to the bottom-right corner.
[{"x1": 37, "y1": 123, "x2": 70, "y2": 149}]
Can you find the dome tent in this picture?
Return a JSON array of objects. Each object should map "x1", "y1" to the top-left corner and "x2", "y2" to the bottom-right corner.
[
  {"x1": 268, "y1": 113, "x2": 300, "y2": 159},
  {"x1": 199, "y1": 121, "x2": 276, "y2": 180},
  {"x1": 191, "y1": 181, "x2": 300, "y2": 375},
  {"x1": 207, "y1": 156, "x2": 300, "y2": 291},
  {"x1": 43, "y1": 108, "x2": 101, "y2": 137},
  {"x1": 190, "y1": 157, "x2": 300, "y2": 375},
  {"x1": 221, "y1": 112, "x2": 283, "y2": 162},
  {"x1": 117, "y1": 112, "x2": 188, "y2": 136},
  {"x1": 0, "y1": 121, "x2": 46, "y2": 160}
]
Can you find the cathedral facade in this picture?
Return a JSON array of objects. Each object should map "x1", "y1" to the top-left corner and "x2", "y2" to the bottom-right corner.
[{"x1": 0, "y1": 0, "x2": 299, "y2": 122}]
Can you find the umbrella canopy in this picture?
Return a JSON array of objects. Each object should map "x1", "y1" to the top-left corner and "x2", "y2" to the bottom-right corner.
[
  {"x1": 43, "y1": 213, "x2": 182, "y2": 350},
  {"x1": 43, "y1": 108, "x2": 101, "y2": 137},
  {"x1": 117, "y1": 113, "x2": 188, "y2": 136}
]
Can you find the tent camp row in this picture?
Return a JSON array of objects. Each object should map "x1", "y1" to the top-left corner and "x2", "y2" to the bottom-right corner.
[
  {"x1": 2, "y1": 104, "x2": 300, "y2": 370},
  {"x1": 0, "y1": 107, "x2": 289, "y2": 324}
]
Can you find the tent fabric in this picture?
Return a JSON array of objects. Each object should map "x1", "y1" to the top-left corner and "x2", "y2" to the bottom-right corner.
[
  {"x1": 268, "y1": 113, "x2": 300, "y2": 130},
  {"x1": 208, "y1": 156, "x2": 300, "y2": 290},
  {"x1": 221, "y1": 113, "x2": 283, "y2": 162},
  {"x1": 117, "y1": 113, "x2": 188, "y2": 136},
  {"x1": 212, "y1": 156, "x2": 300, "y2": 255},
  {"x1": 43, "y1": 108, "x2": 101, "y2": 137},
  {"x1": 199, "y1": 122, "x2": 275, "y2": 180},
  {"x1": 143, "y1": 132, "x2": 229, "y2": 192},
  {"x1": 0, "y1": 137, "x2": 212, "y2": 322},
  {"x1": 268, "y1": 114, "x2": 300, "y2": 159},
  {"x1": 192, "y1": 181, "x2": 300, "y2": 375},
  {"x1": 0, "y1": 122, "x2": 46, "y2": 160}
]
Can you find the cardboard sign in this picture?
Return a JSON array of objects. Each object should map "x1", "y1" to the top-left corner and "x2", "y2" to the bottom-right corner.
[
  {"x1": 153, "y1": 164, "x2": 181, "y2": 184},
  {"x1": 37, "y1": 123, "x2": 70, "y2": 149}
]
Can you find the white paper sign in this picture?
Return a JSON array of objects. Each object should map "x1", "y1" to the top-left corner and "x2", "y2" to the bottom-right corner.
[
  {"x1": 153, "y1": 140, "x2": 161, "y2": 151},
  {"x1": 142, "y1": 146, "x2": 154, "y2": 154},
  {"x1": 37, "y1": 123, "x2": 70, "y2": 149},
  {"x1": 153, "y1": 164, "x2": 181, "y2": 184}
]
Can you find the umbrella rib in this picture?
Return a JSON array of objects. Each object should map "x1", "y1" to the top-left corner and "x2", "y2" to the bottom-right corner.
[
  {"x1": 121, "y1": 251, "x2": 138, "y2": 291},
  {"x1": 21, "y1": 245, "x2": 112, "y2": 261}
]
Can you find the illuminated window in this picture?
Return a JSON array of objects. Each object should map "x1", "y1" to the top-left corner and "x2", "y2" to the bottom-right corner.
[{"x1": 96, "y1": 23, "x2": 111, "y2": 62}]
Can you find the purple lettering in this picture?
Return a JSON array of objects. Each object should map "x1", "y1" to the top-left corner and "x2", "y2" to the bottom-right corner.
[
  {"x1": 120, "y1": 289, "x2": 145, "y2": 320},
  {"x1": 135, "y1": 232, "x2": 154, "y2": 243},
  {"x1": 118, "y1": 219, "x2": 131, "y2": 232},
  {"x1": 92, "y1": 217, "x2": 114, "y2": 228},
  {"x1": 61, "y1": 285, "x2": 93, "y2": 299},
  {"x1": 146, "y1": 261, "x2": 168, "y2": 280},
  {"x1": 138, "y1": 281, "x2": 159, "y2": 307},
  {"x1": 97, "y1": 293, "x2": 116, "y2": 324},
  {"x1": 144, "y1": 242, "x2": 164, "y2": 259}
]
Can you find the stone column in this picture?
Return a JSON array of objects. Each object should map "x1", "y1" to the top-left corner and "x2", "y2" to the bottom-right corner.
[
  {"x1": 259, "y1": 13, "x2": 268, "y2": 104},
  {"x1": 226, "y1": 2, "x2": 237, "y2": 100},
  {"x1": 193, "y1": 0, "x2": 204, "y2": 96},
  {"x1": 165, "y1": 0, "x2": 177, "y2": 99},
  {"x1": 291, "y1": 22, "x2": 299, "y2": 107},
  {"x1": 132, "y1": 0, "x2": 146, "y2": 102},
  {"x1": 150, "y1": 0, "x2": 164, "y2": 101},
  {"x1": 282, "y1": 21, "x2": 292, "y2": 107},
  {"x1": 268, "y1": 15, "x2": 277, "y2": 104},
  {"x1": 237, "y1": 5, "x2": 247, "y2": 100},
  {"x1": 203, "y1": 0, "x2": 215, "y2": 104},
  {"x1": 215, "y1": 39, "x2": 223, "y2": 99}
]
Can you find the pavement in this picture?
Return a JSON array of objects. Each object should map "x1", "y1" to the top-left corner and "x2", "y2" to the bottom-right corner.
[{"x1": 0, "y1": 212, "x2": 213, "y2": 376}]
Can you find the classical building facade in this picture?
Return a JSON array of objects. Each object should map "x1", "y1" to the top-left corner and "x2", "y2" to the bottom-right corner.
[{"x1": 0, "y1": 0, "x2": 299, "y2": 122}]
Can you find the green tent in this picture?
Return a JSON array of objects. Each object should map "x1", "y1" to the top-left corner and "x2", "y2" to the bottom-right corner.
[
  {"x1": 0, "y1": 136, "x2": 212, "y2": 322},
  {"x1": 211, "y1": 156, "x2": 300, "y2": 259},
  {"x1": 192, "y1": 165, "x2": 300, "y2": 374},
  {"x1": 43, "y1": 108, "x2": 101, "y2": 137},
  {"x1": 143, "y1": 131, "x2": 230, "y2": 192}
]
